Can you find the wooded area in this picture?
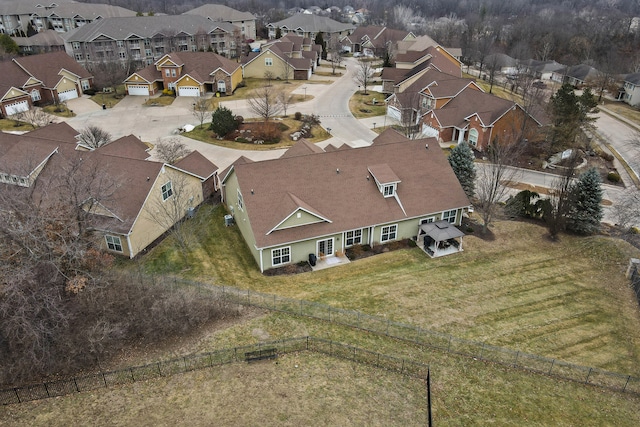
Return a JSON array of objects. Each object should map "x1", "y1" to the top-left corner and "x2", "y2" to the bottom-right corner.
[{"x1": 81, "y1": 0, "x2": 640, "y2": 72}]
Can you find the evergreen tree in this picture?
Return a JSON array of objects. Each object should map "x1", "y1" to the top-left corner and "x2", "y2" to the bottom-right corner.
[
  {"x1": 314, "y1": 32, "x2": 326, "y2": 60},
  {"x1": 209, "y1": 106, "x2": 237, "y2": 137},
  {"x1": 448, "y1": 142, "x2": 476, "y2": 199},
  {"x1": 566, "y1": 167, "x2": 603, "y2": 235},
  {"x1": 0, "y1": 34, "x2": 19, "y2": 55},
  {"x1": 549, "y1": 83, "x2": 597, "y2": 150},
  {"x1": 275, "y1": 27, "x2": 282, "y2": 39}
]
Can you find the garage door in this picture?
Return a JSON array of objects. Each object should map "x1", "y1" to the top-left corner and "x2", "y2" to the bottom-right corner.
[
  {"x1": 128, "y1": 85, "x2": 150, "y2": 96},
  {"x1": 58, "y1": 88, "x2": 78, "y2": 102},
  {"x1": 5, "y1": 100, "x2": 29, "y2": 116},
  {"x1": 387, "y1": 106, "x2": 401, "y2": 121},
  {"x1": 421, "y1": 124, "x2": 439, "y2": 138},
  {"x1": 178, "y1": 86, "x2": 200, "y2": 97}
]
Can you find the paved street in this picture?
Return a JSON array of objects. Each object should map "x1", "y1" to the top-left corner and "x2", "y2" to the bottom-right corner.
[{"x1": 593, "y1": 109, "x2": 640, "y2": 185}]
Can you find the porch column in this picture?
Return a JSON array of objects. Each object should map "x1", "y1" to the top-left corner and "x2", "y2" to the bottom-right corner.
[
  {"x1": 457, "y1": 129, "x2": 465, "y2": 144},
  {"x1": 459, "y1": 237, "x2": 463, "y2": 252}
]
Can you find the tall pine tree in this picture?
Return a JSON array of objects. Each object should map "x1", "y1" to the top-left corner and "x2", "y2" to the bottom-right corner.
[
  {"x1": 566, "y1": 167, "x2": 603, "y2": 235},
  {"x1": 448, "y1": 142, "x2": 476, "y2": 199}
]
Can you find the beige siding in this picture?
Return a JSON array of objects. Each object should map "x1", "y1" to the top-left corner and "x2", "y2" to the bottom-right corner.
[
  {"x1": 243, "y1": 52, "x2": 288, "y2": 79},
  {"x1": 56, "y1": 77, "x2": 77, "y2": 92},
  {"x1": 127, "y1": 167, "x2": 204, "y2": 257}
]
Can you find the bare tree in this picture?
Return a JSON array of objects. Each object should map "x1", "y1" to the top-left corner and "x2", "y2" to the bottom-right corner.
[
  {"x1": 89, "y1": 60, "x2": 130, "y2": 97},
  {"x1": 154, "y1": 137, "x2": 192, "y2": 164},
  {"x1": 247, "y1": 84, "x2": 283, "y2": 122},
  {"x1": 475, "y1": 139, "x2": 525, "y2": 234},
  {"x1": 280, "y1": 55, "x2": 293, "y2": 82},
  {"x1": 77, "y1": 126, "x2": 112, "y2": 149},
  {"x1": 191, "y1": 95, "x2": 212, "y2": 129},
  {"x1": 145, "y1": 173, "x2": 199, "y2": 261},
  {"x1": 14, "y1": 107, "x2": 55, "y2": 129},
  {"x1": 277, "y1": 90, "x2": 292, "y2": 117},
  {"x1": 541, "y1": 153, "x2": 580, "y2": 239},
  {"x1": 327, "y1": 39, "x2": 344, "y2": 75},
  {"x1": 353, "y1": 59, "x2": 374, "y2": 95},
  {"x1": 611, "y1": 189, "x2": 640, "y2": 231},
  {"x1": 264, "y1": 70, "x2": 275, "y2": 86}
]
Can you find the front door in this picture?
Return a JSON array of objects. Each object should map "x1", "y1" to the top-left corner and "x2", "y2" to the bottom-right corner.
[{"x1": 317, "y1": 238, "x2": 334, "y2": 257}]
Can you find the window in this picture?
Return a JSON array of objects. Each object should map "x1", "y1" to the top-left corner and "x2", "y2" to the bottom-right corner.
[
  {"x1": 74, "y1": 53, "x2": 83, "y2": 61},
  {"x1": 105, "y1": 235, "x2": 123, "y2": 252},
  {"x1": 345, "y1": 229, "x2": 362, "y2": 247},
  {"x1": 420, "y1": 217, "x2": 435, "y2": 225},
  {"x1": 468, "y1": 128, "x2": 479, "y2": 146},
  {"x1": 72, "y1": 42, "x2": 80, "y2": 50},
  {"x1": 161, "y1": 181, "x2": 173, "y2": 201},
  {"x1": 265, "y1": 57, "x2": 273, "y2": 66},
  {"x1": 171, "y1": 69, "x2": 176, "y2": 77},
  {"x1": 443, "y1": 209, "x2": 457, "y2": 223},
  {"x1": 272, "y1": 247, "x2": 291, "y2": 266},
  {"x1": 119, "y1": 51, "x2": 126, "y2": 59},
  {"x1": 237, "y1": 189, "x2": 244, "y2": 210},
  {"x1": 117, "y1": 41, "x2": 123, "y2": 47},
  {"x1": 145, "y1": 49, "x2": 152, "y2": 56},
  {"x1": 383, "y1": 184, "x2": 395, "y2": 197},
  {"x1": 381, "y1": 224, "x2": 397, "y2": 242},
  {"x1": 165, "y1": 69, "x2": 170, "y2": 77},
  {"x1": 31, "y1": 89, "x2": 41, "y2": 101},
  {"x1": 81, "y1": 80, "x2": 90, "y2": 90}
]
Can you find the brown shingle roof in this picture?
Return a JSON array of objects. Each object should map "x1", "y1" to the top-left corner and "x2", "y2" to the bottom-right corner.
[
  {"x1": 231, "y1": 137, "x2": 470, "y2": 248},
  {"x1": 13, "y1": 51, "x2": 91, "y2": 88},
  {"x1": 430, "y1": 86, "x2": 516, "y2": 128},
  {"x1": 0, "y1": 59, "x2": 36, "y2": 99},
  {"x1": 96, "y1": 135, "x2": 150, "y2": 160},
  {"x1": 174, "y1": 150, "x2": 218, "y2": 180}
]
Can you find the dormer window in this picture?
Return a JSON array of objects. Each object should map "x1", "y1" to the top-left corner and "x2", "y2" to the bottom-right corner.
[{"x1": 368, "y1": 164, "x2": 401, "y2": 198}]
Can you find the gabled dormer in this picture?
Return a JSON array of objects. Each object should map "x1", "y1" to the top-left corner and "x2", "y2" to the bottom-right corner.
[{"x1": 368, "y1": 164, "x2": 401, "y2": 198}]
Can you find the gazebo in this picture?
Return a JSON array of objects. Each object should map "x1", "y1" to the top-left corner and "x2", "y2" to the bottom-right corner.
[{"x1": 418, "y1": 220, "x2": 465, "y2": 258}]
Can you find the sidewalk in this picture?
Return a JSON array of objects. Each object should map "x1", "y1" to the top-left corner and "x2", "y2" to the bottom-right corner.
[{"x1": 599, "y1": 105, "x2": 640, "y2": 132}]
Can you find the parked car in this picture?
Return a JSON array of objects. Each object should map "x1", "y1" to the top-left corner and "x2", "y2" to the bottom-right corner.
[
  {"x1": 353, "y1": 52, "x2": 363, "y2": 58},
  {"x1": 532, "y1": 80, "x2": 548, "y2": 89}
]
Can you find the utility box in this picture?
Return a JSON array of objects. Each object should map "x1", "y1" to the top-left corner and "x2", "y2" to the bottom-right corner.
[{"x1": 224, "y1": 214, "x2": 234, "y2": 226}]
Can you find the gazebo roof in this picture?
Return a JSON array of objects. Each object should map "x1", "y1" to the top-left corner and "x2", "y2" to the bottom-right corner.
[{"x1": 420, "y1": 220, "x2": 464, "y2": 241}]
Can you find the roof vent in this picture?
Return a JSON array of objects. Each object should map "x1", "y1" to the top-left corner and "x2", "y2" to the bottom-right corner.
[
  {"x1": 425, "y1": 143, "x2": 429, "y2": 150},
  {"x1": 336, "y1": 168, "x2": 340, "y2": 174}
]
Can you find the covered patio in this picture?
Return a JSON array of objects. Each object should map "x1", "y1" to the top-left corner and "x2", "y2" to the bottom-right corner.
[{"x1": 418, "y1": 220, "x2": 465, "y2": 258}]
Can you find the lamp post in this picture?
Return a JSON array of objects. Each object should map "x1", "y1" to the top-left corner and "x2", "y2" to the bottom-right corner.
[
  {"x1": 373, "y1": 122, "x2": 376, "y2": 129},
  {"x1": 303, "y1": 86, "x2": 307, "y2": 100},
  {"x1": 327, "y1": 127, "x2": 331, "y2": 134}
]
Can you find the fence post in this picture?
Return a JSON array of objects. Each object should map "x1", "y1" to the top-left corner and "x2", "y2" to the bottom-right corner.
[
  {"x1": 102, "y1": 372, "x2": 107, "y2": 388},
  {"x1": 479, "y1": 343, "x2": 485, "y2": 360},
  {"x1": 548, "y1": 359, "x2": 555, "y2": 375},
  {"x1": 130, "y1": 368, "x2": 135, "y2": 382},
  {"x1": 183, "y1": 357, "x2": 188, "y2": 372},
  {"x1": 300, "y1": 299, "x2": 303, "y2": 316},
  {"x1": 447, "y1": 335, "x2": 452, "y2": 353},
  {"x1": 623, "y1": 375, "x2": 631, "y2": 392},
  {"x1": 44, "y1": 383, "x2": 50, "y2": 398},
  {"x1": 306, "y1": 336, "x2": 309, "y2": 351},
  {"x1": 157, "y1": 362, "x2": 162, "y2": 376},
  {"x1": 514, "y1": 351, "x2": 520, "y2": 367},
  {"x1": 585, "y1": 368, "x2": 593, "y2": 384},
  {"x1": 73, "y1": 378, "x2": 80, "y2": 393},
  {"x1": 401, "y1": 359, "x2": 405, "y2": 374},
  {"x1": 14, "y1": 388, "x2": 20, "y2": 403}
]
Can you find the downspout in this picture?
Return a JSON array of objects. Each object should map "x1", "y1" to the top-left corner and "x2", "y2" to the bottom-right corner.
[
  {"x1": 259, "y1": 248, "x2": 264, "y2": 273},
  {"x1": 126, "y1": 234, "x2": 134, "y2": 259}
]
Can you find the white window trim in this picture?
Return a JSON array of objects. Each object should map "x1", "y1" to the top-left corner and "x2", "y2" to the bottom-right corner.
[
  {"x1": 345, "y1": 229, "x2": 363, "y2": 247},
  {"x1": 381, "y1": 224, "x2": 398, "y2": 243},
  {"x1": 265, "y1": 57, "x2": 273, "y2": 66},
  {"x1": 161, "y1": 181, "x2": 173, "y2": 201},
  {"x1": 105, "y1": 235, "x2": 123, "y2": 252},
  {"x1": 31, "y1": 89, "x2": 41, "y2": 101},
  {"x1": 237, "y1": 189, "x2": 244, "y2": 210},
  {"x1": 271, "y1": 246, "x2": 291, "y2": 267},
  {"x1": 420, "y1": 217, "x2": 435, "y2": 225},
  {"x1": 383, "y1": 184, "x2": 395, "y2": 197},
  {"x1": 442, "y1": 209, "x2": 457, "y2": 224}
]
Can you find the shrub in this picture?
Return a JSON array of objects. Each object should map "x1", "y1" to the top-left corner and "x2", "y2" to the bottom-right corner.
[
  {"x1": 600, "y1": 151, "x2": 614, "y2": 162},
  {"x1": 302, "y1": 114, "x2": 321, "y2": 126},
  {"x1": 83, "y1": 88, "x2": 97, "y2": 96},
  {"x1": 607, "y1": 171, "x2": 621, "y2": 183},
  {"x1": 162, "y1": 88, "x2": 175, "y2": 96},
  {"x1": 294, "y1": 111, "x2": 302, "y2": 120},
  {"x1": 234, "y1": 115, "x2": 244, "y2": 126},
  {"x1": 210, "y1": 106, "x2": 238, "y2": 137}
]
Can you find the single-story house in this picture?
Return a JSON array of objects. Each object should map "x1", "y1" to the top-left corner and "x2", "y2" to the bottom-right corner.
[
  {"x1": 241, "y1": 35, "x2": 319, "y2": 80},
  {"x1": 221, "y1": 129, "x2": 471, "y2": 272},
  {"x1": 124, "y1": 52, "x2": 242, "y2": 97},
  {"x1": 267, "y1": 14, "x2": 354, "y2": 42},
  {"x1": 421, "y1": 86, "x2": 545, "y2": 150},
  {"x1": 0, "y1": 51, "x2": 93, "y2": 117},
  {"x1": 551, "y1": 64, "x2": 599, "y2": 87},
  {"x1": 620, "y1": 73, "x2": 640, "y2": 107},
  {"x1": 0, "y1": 122, "x2": 216, "y2": 258},
  {"x1": 339, "y1": 26, "x2": 415, "y2": 57}
]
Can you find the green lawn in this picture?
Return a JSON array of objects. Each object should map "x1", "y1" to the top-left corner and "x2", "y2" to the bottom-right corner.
[
  {"x1": 89, "y1": 85, "x2": 126, "y2": 108},
  {"x1": 349, "y1": 90, "x2": 387, "y2": 118},
  {"x1": 144, "y1": 205, "x2": 640, "y2": 375}
]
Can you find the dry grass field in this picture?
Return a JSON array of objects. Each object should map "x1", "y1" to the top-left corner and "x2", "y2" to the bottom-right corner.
[
  {"x1": 145, "y1": 205, "x2": 640, "y2": 375},
  {"x1": 5, "y1": 204, "x2": 640, "y2": 425}
]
